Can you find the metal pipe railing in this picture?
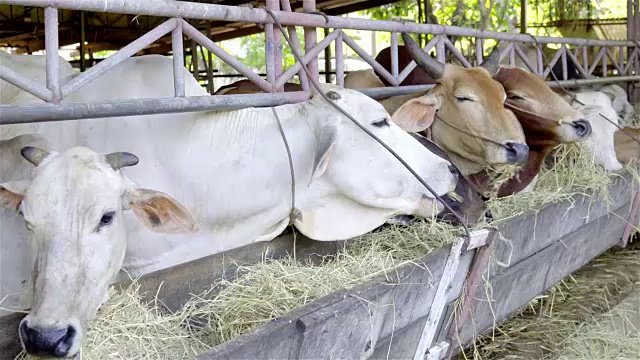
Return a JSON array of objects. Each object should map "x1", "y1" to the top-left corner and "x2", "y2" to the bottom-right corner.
[
  {"x1": 0, "y1": 92, "x2": 311, "y2": 124},
  {"x1": 44, "y1": 7, "x2": 60, "y2": 102},
  {"x1": 3, "y1": 0, "x2": 637, "y2": 47}
]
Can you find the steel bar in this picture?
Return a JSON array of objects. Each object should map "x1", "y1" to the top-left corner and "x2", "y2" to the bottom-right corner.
[
  {"x1": 509, "y1": 44, "x2": 516, "y2": 66},
  {"x1": 391, "y1": 31, "x2": 399, "y2": 79},
  {"x1": 276, "y1": 29, "x2": 340, "y2": 89},
  {"x1": 606, "y1": 48, "x2": 624, "y2": 74},
  {"x1": 444, "y1": 37, "x2": 471, "y2": 68},
  {"x1": 603, "y1": 49, "x2": 608, "y2": 77},
  {"x1": 303, "y1": 0, "x2": 319, "y2": 84},
  {"x1": 7, "y1": 0, "x2": 637, "y2": 47},
  {"x1": 620, "y1": 46, "x2": 625, "y2": 74},
  {"x1": 536, "y1": 44, "x2": 543, "y2": 75},
  {"x1": 547, "y1": 75, "x2": 640, "y2": 87},
  {"x1": 280, "y1": 0, "x2": 309, "y2": 91},
  {"x1": 356, "y1": 85, "x2": 433, "y2": 99},
  {"x1": 561, "y1": 45, "x2": 568, "y2": 80},
  {"x1": 588, "y1": 47, "x2": 606, "y2": 75},
  {"x1": 475, "y1": 38, "x2": 483, "y2": 65},
  {"x1": 436, "y1": 35, "x2": 445, "y2": 63},
  {"x1": 542, "y1": 46, "x2": 564, "y2": 78},
  {"x1": 172, "y1": 20, "x2": 186, "y2": 97},
  {"x1": 0, "y1": 92, "x2": 311, "y2": 124},
  {"x1": 191, "y1": 38, "x2": 199, "y2": 83},
  {"x1": 45, "y1": 7, "x2": 60, "y2": 102},
  {"x1": 624, "y1": 47, "x2": 639, "y2": 74},
  {"x1": 564, "y1": 48, "x2": 589, "y2": 78},
  {"x1": 397, "y1": 35, "x2": 439, "y2": 84},
  {"x1": 582, "y1": 47, "x2": 588, "y2": 73},
  {"x1": 342, "y1": 33, "x2": 399, "y2": 86},
  {"x1": 62, "y1": 17, "x2": 178, "y2": 98},
  {"x1": 499, "y1": 42, "x2": 513, "y2": 62},
  {"x1": 324, "y1": 27, "x2": 331, "y2": 83},
  {"x1": 264, "y1": 1, "x2": 276, "y2": 89},
  {"x1": 335, "y1": 31, "x2": 343, "y2": 87},
  {"x1": 80, "y1": 10, "x2": 85, "y2": 72},
  {"x1": 0, "y1": 65, "x2": 53, "y2": 102},
  {"x1": 206, "y1": 22, "x2": 213, "y2": 94},
  {"x1": 513, "y1": 43, "x2": 538, "y2": 73},
  {"x1": 267, "y1": 0, "x2": 282, "y2": 90},
  {"x1": 181, "y1": 20, "x2": 272, "y2": 93}
]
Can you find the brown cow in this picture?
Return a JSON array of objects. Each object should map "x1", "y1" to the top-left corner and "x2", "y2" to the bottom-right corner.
[
  {"x1": 369, "y1": 34, "x2": 590, "y2": 197},
  {"x1": 614, "y1": 127, "x2": 640, "y2": 165},
  {"x1": 214, "y1": 79, "x2": 302, "y2": 95}
]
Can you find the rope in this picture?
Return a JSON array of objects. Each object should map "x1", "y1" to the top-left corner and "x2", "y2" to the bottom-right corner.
[
  {"x1": 271, "y1": 107, "x2": 301, "y2": 226},
  {"x1": 264, "y1": 8, "x2": 472, "y2": 245},
  {"x1": 524, "y1": 33, "x2": 640, "y2": 146}
]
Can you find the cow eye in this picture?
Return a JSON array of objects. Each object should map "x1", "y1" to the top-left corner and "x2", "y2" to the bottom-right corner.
[
  {"x1": 455, "y1": 95, "x2": 474, "y2": 102},
  {"x1": 508, "y1": 94, "x2": 525, "y2": 101},
  {"x1": 99, "y1": 212, "x2": 115, "y2": 228},
  {"x1": 372, "y1": 118, "x2": 390, "y2": 127}
]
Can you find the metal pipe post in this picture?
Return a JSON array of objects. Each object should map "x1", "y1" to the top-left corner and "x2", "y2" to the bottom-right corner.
[
  {"x1": 265, "y1": 1, "x2": 276, "y2": 90},
  {"x1": 0, "y1": 65, "x2": 53, "y2": 102},
  {"x1": 335, "y1": 31, "x2": 344, "y2": 87},
  {"x1": 324, "y1": 27, "x2": 332, "y2": 83},
  {"x1": 436, "y1": 35, "x2": 445, "y2": 63},
  {"x1": 44, "y1": 7, "x2": 60, "y2": 102},
  {"x1": 342, "y1": 34, "x2": 399, "y2": 86},
  {"x1": 80, "y1": 10, "x2": 85, "y2": 72},
  {"x1": 172, "y1": 19, "x2": 186, "y2": 97},
  {"x1": 267, "y1": 0, "x2": 283, "y2": 90},
  {"x1": 391, "y1": 31, "x2": 399, "y2": 80},
  {"x1": 207, "y1": 22, "x2": 213, "y2": 94},
  {"x1": 191, "y1": 34, "x2": 199, "y2": 84},
  {"x1": 303, "y1": 0, "x2": 319, "y2": 85},
  {"x1": 280, "y1": 0, "x2": 309, "y2": 91}
]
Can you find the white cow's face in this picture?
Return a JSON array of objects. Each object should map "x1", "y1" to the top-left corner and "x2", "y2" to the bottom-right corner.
[
  {"x1": 296, "y1": 88, "x2": 457, "y2": 239},
  {"x1": 0, "y1": 147, "x2": 197, "y2": 358}
]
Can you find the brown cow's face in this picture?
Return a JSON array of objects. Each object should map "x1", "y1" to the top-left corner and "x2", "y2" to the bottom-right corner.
[
  {"x1": 393, "y1": 64, "x2": 527, "y2": 175},
  {"x1": 494, "y1": 67, "x2": 591, "y2": 148}
]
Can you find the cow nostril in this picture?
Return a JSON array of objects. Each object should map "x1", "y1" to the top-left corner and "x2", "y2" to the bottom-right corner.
[
  {"x1": 504, "y1": 142, "x2": 529, "y2": 164},
  {"x1": 572, "y1": 119, "x2": 592, "y2": 137},
  {"x1": 20, "y1": 321, "x2": 76, "y2": 358}
]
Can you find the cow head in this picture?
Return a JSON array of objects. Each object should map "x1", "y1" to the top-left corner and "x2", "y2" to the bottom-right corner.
[
  {"x1": 0, "y1": 147, "x2": 197, "y2": 358},
  {"x1": 391, "y1": 34, "x2": 527, "y2": 176},
  {"x1": 293, "y1": 86, "x2": 458, "y2": 240},
  {"x1": 493, "y1": 66, "x2": 591, "y2": 149}
]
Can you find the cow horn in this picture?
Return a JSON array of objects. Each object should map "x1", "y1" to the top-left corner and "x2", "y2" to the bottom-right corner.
[
  {"x1": 479, "y1": 45, "x2": 501, "y2": 76},
  {"x1": 105, "y1": 152, "x2": 139, "y2": 171},
  {"x1": 401, "y1": 33, "x2": 444, "y2": 79},
  {"x1": 21, "y1": 146, "x2": 50, "y2": 167}
]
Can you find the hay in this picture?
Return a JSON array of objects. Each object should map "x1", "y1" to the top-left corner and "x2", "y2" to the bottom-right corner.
[
  {"x1": 457, "y1": 243, "x2": 640, "y2": 360},
  {"x1": 482, "y1": 164, "x2": 523, "y2": 198},
  {"x1": 487, "y1": 142, "x2": 614, "y2": 222}
]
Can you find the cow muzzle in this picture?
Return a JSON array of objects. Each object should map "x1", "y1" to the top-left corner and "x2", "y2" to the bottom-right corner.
[
  {"x1": 505, "y1": 142, "x2": 529, "y2": 164},
  {"x1": 20, "y1": 319, "x2": 78, "y2": 358},
  {"x1": 571, "y1": 119, "x2": 591, "y2": 138}
]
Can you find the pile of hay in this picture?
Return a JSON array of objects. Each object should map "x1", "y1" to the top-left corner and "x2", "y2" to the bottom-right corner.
[
  {"x1": 457, "y1": 243, "x2": 640, "y2": 360},
  {"x1": 487, "y1": 142, "x2": 618, "y2": 221}
]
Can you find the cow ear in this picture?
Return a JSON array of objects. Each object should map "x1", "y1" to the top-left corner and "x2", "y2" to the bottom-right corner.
[
  {"x1": 125, "y1": 188, "x2": 199, "y2": 234},
  {"x1": 311, "y1": 123, "x2": 339, "y2": 183},
  {"x1": 392, "y1": 94, "x2": 440, "y2": 132},
  {"x1": 0, "y1": 181, "x2": 31, "y2": 211}
]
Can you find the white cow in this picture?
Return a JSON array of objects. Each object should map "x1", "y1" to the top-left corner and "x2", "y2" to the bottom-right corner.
[
  {"x1": 566, "y1": 85, "x2": 636, "y2": 171},
  {"x1": 0, "y1": 50, "x2": 76, "y2": 104},
  {"x1": 0, "y1": 55, "x2": 456, "y2": 357}
]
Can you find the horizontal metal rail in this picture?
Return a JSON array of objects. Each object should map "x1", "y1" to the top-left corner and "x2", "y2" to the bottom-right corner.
[
  {"x1": 0, "y1": 92, "x2": 310, "y2": 124},
  {"x1": 3, "y1": 0, "x2": 637, "y2": 47}
]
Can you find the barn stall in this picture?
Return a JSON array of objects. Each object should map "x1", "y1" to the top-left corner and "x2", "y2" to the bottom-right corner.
[{"x1": 0, "y1": 0, "x2": 639, "y2": 359}]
